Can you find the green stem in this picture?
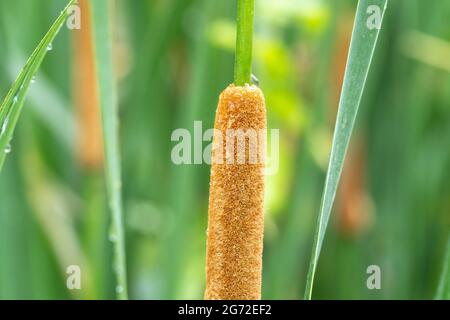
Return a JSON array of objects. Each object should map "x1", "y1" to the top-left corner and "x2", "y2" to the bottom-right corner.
[
  {"x1": 90, "y1": 0, "x2": 128, "y2": 299},
  {"x1": 234, "y1": 0, "x2": 255, "y2": 86}
]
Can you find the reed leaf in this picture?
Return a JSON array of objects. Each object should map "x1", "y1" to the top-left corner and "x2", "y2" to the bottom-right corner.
[
  {"x1": 0, "y1": 0, "x2": 76, "y2": 172},
  {"x1": 304, "y1": 0, "x2": 388, "y2": 299},
  {"x1": 90, "y1": 0, "x2": 128, "y2": 299}
]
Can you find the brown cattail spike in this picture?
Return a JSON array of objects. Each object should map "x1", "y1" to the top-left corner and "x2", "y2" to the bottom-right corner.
[{"x1": 205, "y1": 84, "x2": 266, "y2": 300}]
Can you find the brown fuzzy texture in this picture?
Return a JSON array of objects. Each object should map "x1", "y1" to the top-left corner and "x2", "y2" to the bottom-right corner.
[{"x1": 205, "y1": 84, "x2": 266, "y2": 300}]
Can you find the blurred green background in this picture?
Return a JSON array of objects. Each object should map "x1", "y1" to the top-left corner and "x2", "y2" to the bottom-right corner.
[{"x1": 0, "y1": 0, "x2": 449, "y2": 299}]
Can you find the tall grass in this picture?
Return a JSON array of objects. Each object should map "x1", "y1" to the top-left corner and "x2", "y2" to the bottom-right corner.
[
  {"x1": 90, "y1": 0, "x2": 128, "y2": 299},
  {"x1": 0, "y1": 0, "x2": 76, "y2": 171},
  {"x1": 304, "y1": 0, "x2": 388, "y2": 299},
  {"x1": 0, "y1": 0, "x2": 448, "y2": 300}
]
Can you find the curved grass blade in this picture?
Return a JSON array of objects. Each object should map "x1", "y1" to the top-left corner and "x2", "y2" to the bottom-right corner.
[
  {"x1": 0, "y1": 0, "x2": 76, "y2": 171},
  {"x1": 304, "y1": 0, "x2": 388, "y2": 299},
  {"x1": 90, "y1": 0, "x2": 128, "y2": 299},
  {"x1": 436, "y1": 237, "x2": 450, "y2": 299}
]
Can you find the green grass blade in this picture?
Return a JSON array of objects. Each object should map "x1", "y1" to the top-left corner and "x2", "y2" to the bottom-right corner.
[
  {"x1": 436, "y1": 237, "x2": 450, "y2": 299},
  {"x1": 0, "y1": 0, "x2": 76, "y2": 171},
  {"x1": 90, "y1": 0, "x2": 128, "y2": 299},
  {"x1": 304, "y1": 0, "x2": 388, "y2": 300}
]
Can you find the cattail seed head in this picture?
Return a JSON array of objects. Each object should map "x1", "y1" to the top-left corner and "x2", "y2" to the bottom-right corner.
[{"x1": 205, "y1": 84, "x2": 266, "y2": 300}]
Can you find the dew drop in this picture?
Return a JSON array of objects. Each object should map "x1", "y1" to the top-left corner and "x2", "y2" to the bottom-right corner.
[
  {"x1": 342, "y1": 117, "x2": 349, "y2": 129},
  {"x1": 251, "y1": 74, "x2": 260, "y2": 86},
  {"x1": 31, "y1": 76, "x2": 36, "y2": 84},
  {"x1": 4, "y1": 143, "x2": 11, "y2": 154},
  {"x1": 1, "y1": 118, "x2": 8, "y2": 136},
  {"x1": 13, "y1": 96, "x2": 18, "y2": 103},
  {"x1": 115, "y1": 286, "x2": 124, "y2": 294},
  {"x1": 47, "y1": 43, "x2": 53, "y2": 51},
  {"x1": 108, "y1": 232, "x2": 118, "y2": 242}
]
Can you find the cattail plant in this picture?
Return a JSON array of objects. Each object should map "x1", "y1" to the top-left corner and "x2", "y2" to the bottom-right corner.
[{"x1": 204, "y1": 0, "x2": 266, "y2": 300}]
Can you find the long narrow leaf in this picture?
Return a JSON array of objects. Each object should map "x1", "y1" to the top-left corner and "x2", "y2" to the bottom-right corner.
[
  {"x1": 0, "y1": 0, "x2": 76, "y2": 171},
  {"x1": 304, "y1": 0, "x2": 388, "y2": 299},
  {"x1": 436, "y1": 237, "x2": 450, "y2": 299},
  {"x1": 90, "y1": 0, "x2": 128, "y2": 299}
]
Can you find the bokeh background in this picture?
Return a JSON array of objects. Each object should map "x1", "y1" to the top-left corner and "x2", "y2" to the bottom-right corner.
[{"x1": 0, "y1": 0, "x2": 449, "y2": 299}]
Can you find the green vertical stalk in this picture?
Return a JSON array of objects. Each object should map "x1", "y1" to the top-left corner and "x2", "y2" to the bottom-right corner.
[
  {"x1": 90, "y1": 0, "x2": 128, "y2": 299},
  {"x1": 234, "y1": 0, "x2": 255, "y2": 86}
]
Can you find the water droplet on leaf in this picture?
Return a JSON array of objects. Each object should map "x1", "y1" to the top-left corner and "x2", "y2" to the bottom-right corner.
[
  {"x1": 115, "y1": 286, "x2": 124, "y2": 294},
  {"x1": 1, "y1": 118, "x2": 8, "y2": 136},
  {"x1": 251, "y1": 74, "x2": 260, "y2": 86},
  {"x1": 108, "y1": 232, "x2": 117, "y2": 242}
]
